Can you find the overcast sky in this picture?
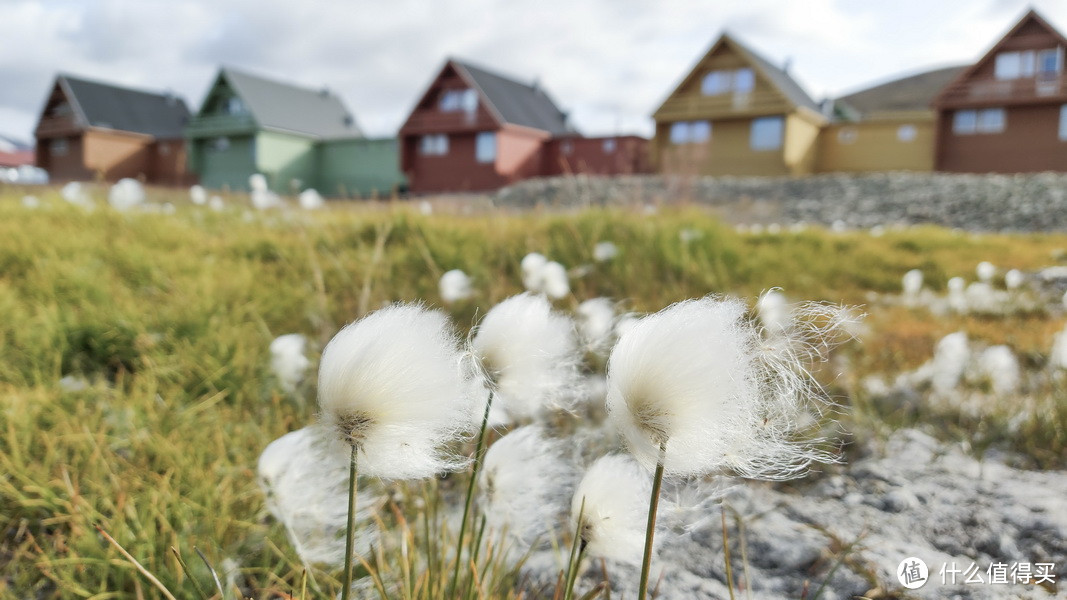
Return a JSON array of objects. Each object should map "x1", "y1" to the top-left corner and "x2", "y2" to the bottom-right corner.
[{"x1": 2, "y1": 0, "x2": 1065, "y2": 142}]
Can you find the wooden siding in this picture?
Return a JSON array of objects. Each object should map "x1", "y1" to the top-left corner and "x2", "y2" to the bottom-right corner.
[
  {"x1": 542, "y1": 136, "x2": 651, "y2": 176},
  {"x1": 817, "y1": 119, "x2": 936, "y2": 173},
  {"x1": 402, "y1": 132, "x2": 505, "y2": 194},
  {"x1": 936, "y1": 104, "x2": 1067, "y2": 173},
  {"x1": 654, "y1": 117, "x2": 788, "y2": 177},
  {"x1": 83, "y1": 129, "x2": 153, "y2": 181},
  {"x1": 784, "y1": 111, "x2": 822, "y2": 175}
]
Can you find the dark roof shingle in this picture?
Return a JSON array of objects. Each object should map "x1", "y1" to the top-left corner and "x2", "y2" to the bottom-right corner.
[
  {"x1": 59, "y1": 75, "x2": 190, "y2": 139},
  {"x1": 452, "y1": 60, "x2": 571, "y2": 135},
  {"x1": 221, "y1": 68, "x2": 362, "y2": 139},
  {"x1": 837, "y1": 66, "x2": 966, "y2": 116}
]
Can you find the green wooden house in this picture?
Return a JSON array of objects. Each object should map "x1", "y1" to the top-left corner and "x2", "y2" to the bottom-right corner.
[{"x1": 185, "y1": 67, "x2": 405, "y2": 196}]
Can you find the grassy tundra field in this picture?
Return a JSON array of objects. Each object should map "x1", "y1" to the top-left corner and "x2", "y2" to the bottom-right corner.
[{"x1": 1, "y1": 184, "x2": 1065, "y2": 599}]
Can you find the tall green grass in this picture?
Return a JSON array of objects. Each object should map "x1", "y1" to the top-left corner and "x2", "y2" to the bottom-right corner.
[{"x1": 1, "y1": 187, "x2": 1066, "y2": 597}]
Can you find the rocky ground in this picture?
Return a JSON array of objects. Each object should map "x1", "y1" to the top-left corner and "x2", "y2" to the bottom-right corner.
[
  {"x1": 493, "y1": 173, "x2": 1067, "y2": 232},
  {"x1": 546, "y1": 429, "x2": 1066, "y2": 599}
]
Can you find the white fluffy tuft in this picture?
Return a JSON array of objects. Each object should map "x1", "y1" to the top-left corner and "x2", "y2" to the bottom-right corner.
[
  {"x1": 521, "y1": 253, "x2": 548, "y2": 292},
  {"x1": 317, "y1": 304, "x2": 473, "y2": 479},
  {"x1": 976, "y1": 345, "x2": 1020, "y2": 396},
  {"x1": 541, "y1": 261, "x2": 570, "y2": 300},
  {"x1": 439, "y1": 269, "x2": 473, "y2": 303},
  {"x1": 976, "y1": 261, "x2": 996, "y2": 283},
  {"x1": 470, "y1": 293, "x2": 582, "y2": 422},
  {"x1": 108, "y1": 178, "x2": 145, "y2": 211},
  {"x1": 756, "y1": 289, "x2": 789, "y2": 333},
  {"x1": 902, "y1": 269, "x2": 923, "y2": 296},
  {"x1": 571, "y1": 454, "x2": 651, "y2": 565},
  {"x1": 605, "y1": 296, "x2": 845, "y2": 479},
  {"x1": 478, "y1": 426, "x2": 574, "y2": 544},
  {"x1": 576, "y1": 298, "x2": 616, "y2": 355},
  {"x1": 299, "y1": 189, "x2": 325, "y2": 210},
  {"x1": 593, "y1": 241, "x2": 619, "y2": 262},
  {"x1": 270, "y1": 334, "x2": 310, "y2": 394},
  {"x1": 190, "y1": 185, "x2": 207, "y2": 205},
  {"x1": 1004, "y1": 269, "x2": 1024, "y2": 290}
]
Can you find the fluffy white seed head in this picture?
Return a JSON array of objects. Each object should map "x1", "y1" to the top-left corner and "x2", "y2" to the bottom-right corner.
[
  {"x1": 22, "y1": 195, "x2": 40, "y2": 209},
  {"x1": 571, "y1": 454, "x2": 651, "y2": 565},
  {"x1": 576, "y1": 298, "x2": 616, "y2": 354},
  {"x1": 249, "y1": 173, "x2": 268, "y2": 192},
  {"x1": 947, "y1": 276, "x2": 966, "y2": 294},
  {"x1": 251, "y1": 188, "x2": 281, "y2": 210},
  {"x1": 902, "y1": 269, "x2": 923, "y2": 296},
  {"x1": 61, "y1": 182, "x2": 93, "y2": 208},
  {"x1": 593, "y1": 241, "x2": 619, "y2": 262},
  {"x1": 541, "y1": 261, "x2": 570, "y2": 300},
  {"x1": 923, "y1": 332, "x2": 970, "y2": 395},
  {"x1": 209, "y1": 196, "x2": 225, "y2": 211},
  {"x1": 190, "y1": 185, "x2": 207, "y2": 205},
  {"x1": 976, "y1": 261, "x2": 996, "y2": 283},
  {"x1": 606, "y1": 296, "x2": 843, "y2": 479},
  {"x1": 521, "y1": 253, "x2": 547, "y2": 292},
  {"x1": 317, "y1": 304, "x2": 473, "y2": 479},
  {"x1": 1051, "y1": 324, "x2": 1067, "y2": 370},
  {"x1": 270, "y1": 334, "x2": 310, "y2": 394},
  {"x1": 257, "y1": 427, "x2": 380, "y2": 566},
  {"x1": 1004, "y1": 269, "x2": 1024, "y2": 290},
  {"x1": 299, "y1": 189, "x2": 325, "y2": 210},
  {"x1": 757, "y1": 289, "x2": 789, "y2": 333},
  {"x1": 977, "y1": 345, "x2": 1020, "y2": 396},
  {"x1": 108, "y1": 178, "x2": 145, "y2": 211},
  {"x1": 479, "y1": 426, "x2": 574, "y2": 544},
  {"x1": 439, "y1": 269, "x2": 473, "y2": 304},
  {"x1": 470, "y1": 293, "x2": 582, "y2": 422}
]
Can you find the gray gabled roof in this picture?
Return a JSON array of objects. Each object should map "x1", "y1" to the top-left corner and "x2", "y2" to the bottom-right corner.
[
  {"x1": 451, "y1": 59, "x2": 572, "y2": 135},
  {"x1": 219, "y1": 67, "x2": 362, "y2": 139},
  {"x1": 57, "y1": 74, "x2": 190, "y2": 138},
  {"x1": 724, "y1": 34, "x2": 820, "y2": 113},
  {"x1": 837, "y1": 65, "x2": 966, "y2": 117}
]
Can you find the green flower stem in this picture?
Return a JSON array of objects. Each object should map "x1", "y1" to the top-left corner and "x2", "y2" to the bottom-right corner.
[
  {"x1": 449, "y1": 390, "x2": 494, "y2": 597},
  {"x1": 341, "y1": 444, "x2": 359, "y2": 600},
  {"x1": 637, "y1": 441, "x2": 667, "y2": 600}
]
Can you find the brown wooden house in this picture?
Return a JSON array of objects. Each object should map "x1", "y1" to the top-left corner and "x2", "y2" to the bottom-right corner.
[
  {"x1": 932, "y1": 10, "x2": 1067, "y2": 173},
  {"x1": 399, "y1": 58, "x2": 648, "y2": 194},
  {"x1": 35, "y1": 74, "x2": 192, "y2": 184}
]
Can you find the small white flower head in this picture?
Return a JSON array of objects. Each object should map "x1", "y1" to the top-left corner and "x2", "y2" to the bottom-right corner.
[
  {"x1": 251, "y1": 188, "x2": 281, "y2": 210},
  {"x1": 947, "y1": 276, "x2": 966, "y2": 294},
  {"x1": 576, "y1": 297, "x2": 616, "y2": 354},
  {"x1": 593, "y1": 241, "x2": 619, "y2": 262},
  {"x1": 478, "y1": 426, "x2": 574, "y2": 544},
  {"x1": 541, "y1": 261, "x2": 570, "y2": 300},
  {"x1": 947, "y1": 276, "x2": 968, "y2": 313},
  {"x1": 614, "y1": 313, "x2": 642, "y2": 339},
  {"x1": 679, "y1": 228, "x2": 703, "y2": 243},
  {"x1": 922, "y1": 332, "x2": 970, "y2": 395},
  {"x1": 439, "y1": 269, "x2": 473, "y2": 304},
  {"x1": 902, "y1": 269, "x2": 923, "y2": 296},
  {"x1": 571, "y1": 454, "x2": 651, "y2": 565},
  {"x1": 470, "y1": 293, "x2": 582, "y2": 422},
  {"x1": 521, "y1": 252, "x2": 548, "y2": 292},
  {"x1": 22, "y1": 195, "x2": 40, "y2": 209},
  {"x1": 270, "y1": 334, "x2": 310, "y2": 395},
  {"x1": 976, "y1": 345, "x2": 1020, "y2": 396},
  {"x1": 257, "y1": 427, "x2": 380, "y2": 567},
  {"x1": 190, "y1": 184, "x2": 207, "y2": 205},
  {"x1": 298, "y1": 188, "x2": 325, "y2": 210},
  {"x1": 249, "y1": 173, "x2": 268, "y2": 192},
  {"x1": 317, "y1": 304, "x2": 473, "y2": 479},
  {"x1": 108, "y1": 178, "x2": 145, "y2": 211},
  {"x1": 976, "y1": 261, "x2": 996, "y2": 283},
  {"x1": 757, "y1": 289, "x2": 789, "y2": 333},
  {"x1": 419, "y1": 200, "x2": 433, "y2": 215},
  {"x1": 606, "y1": 296, "x2": 843, "y2": 479},
  {"x1": 62, "y1": 182, "x2": 92, "y2": 208},
  {"x1": 1004, "y1": 269, "x2": 1024, "y2": 290},
  {"x1": 209, "y1": 196, "x2": 225, "y2": 212},
  {"x1": 1051, "y1": 324, "x2": 1067, "y2": 370}
]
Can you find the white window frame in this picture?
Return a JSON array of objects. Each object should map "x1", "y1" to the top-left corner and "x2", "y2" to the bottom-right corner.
[
  {"x1": 475, "y1": 131, "x2": 496, "y2": 163},
  {"x1": 420, "y1": 134, "x2": 449, "y2": 156},
  {"x1": 750, "y1": 116, "x2": 783, "y2": 151}
]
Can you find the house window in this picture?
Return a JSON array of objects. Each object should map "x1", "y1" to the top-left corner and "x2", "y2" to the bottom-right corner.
[
  {"x1": 701, "y1": 68, "x2": 756, "y2": 96},
  {"x1": 1059, "y1": 105, "x2": 1067, "y2": 141},
  {"x1": 440, "y1": 89, "x2": 478, "y2": 113},
  {"x1": 224, "y1": 97, "x2": 246, "y2": 115},
  {"x1": 837, "y1": 128, "x2": 858, "y2": 144},
  {"x1": 561, "y1": 141, "x2": 573, "y2": 155},
  {"x1": 213, "y1": 137, "x2": 230, "y2": 151},
  {"x1": 995, "y1": 51, "x2": 1037, "y2": 79},
  {"x1": 50, "y1": 138, "x2": 69, "y2": 156},
  {"x1": 954, "y1": 109, "x2": 1005, "y2": 134},
  {"x1": 734, "y1": 68, "x2": 755, "y2": 93},
  {"x1": 670, "y1": 121, "x2": 711, "y2": 144},
  {"x1": 897, "y1": 124, "x2": 917, "y2": 142},
  {"x1": 159, "y1": 143, "x2": 171, "y2": 156},
  {"x1": 603, "y1": 138, "x2": 617, "y2": 153},
  {"x1": 420, "y1": 134, "x2": 449, "y2": 155},
  {"x1": 1039, "y1": 49, "x2": 1063, "y2": 77},
  {"x1": 750, "y1": 116, "x2": 783, "y2": 150},
  {"x1": 475, "y1": 132, "x2": 496, "y2": 163},
  {"x1": 953, "y1": 110, "x2": 978, "y2": 134},
  {"x1": 50, "y1": 101, "x2": 73, "y2": 117}
]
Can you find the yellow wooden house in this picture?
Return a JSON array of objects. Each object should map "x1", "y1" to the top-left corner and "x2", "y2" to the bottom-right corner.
[
  {"x1": 817, "y1": 66, "x2": 963, "y2": 173},
  {"x1": 651, "y1": 33, "x2": 826, "y2": 177}
]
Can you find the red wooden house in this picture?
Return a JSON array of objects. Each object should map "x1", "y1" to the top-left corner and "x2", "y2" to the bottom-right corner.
[
  {"x1": 932, "y1": 9, "x2": 1067, "y2": 173},
  {"x1": 399, "y1": 58, "x2": 648, "y2": 194}
]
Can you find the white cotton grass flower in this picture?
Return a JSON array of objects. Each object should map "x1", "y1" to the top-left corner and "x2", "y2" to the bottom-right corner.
[
  {"x1": 22, "y1": 195, "x2": 40, "y2": 209},
  {"x1": 108, "y1": 178, "x2": 145, "y2": 211},
  {"x1": 257, "y1": 427, "x2": 380, "y2": 567},
  {"x1": 299, "y1": 188, "x2": 325, "y2": 210},
  {"x1": 470, "y1": 293, "x2": 582, "y2": 423},
  {"x1": 1051, "y1": 324, "x2": 1067, "y2": 370},
  {"x1": 521, "y1": 252, "x2": 547, "y2": 292},
  {"x1": 593, "y1": 241, "x2": 619, "y2": 262},
  {"x1": 62, "y1": 181, "x2": 92, "y2": 208},
  {"x1": 208, "y1": 196, "x2": 225, "y2": 212},
  {"x1": 605, "y1": 296, "x2": 845, "y2": 479},
  {"x1": 249, "y1": 173, "x2": 268, "y2": 192},
  {"x1": 541, "y1": 261, "x2": 570, "y2": 300},
  {"x1": 947, "y1": 276, "x2": 968, "y2": 313},
  {"x1": 916, "y1": 332, "x2": 970, "y2": 395},
  {"x1": 478, "y1": 426, "x2": 573, "y2": 544},
  {"x1": 977, "y1": 261, "x2": 996, "y2": 283},
  {"x1": 902, "y1": 269, "x2": 923, "y2": 296},
  {"x1": 252, "y1": 188, "x2": 282, "y2": 210},
  {"x1": 976, "y1": 345, "x2": 1020, "y2": 396},
  {"x1": 439, "y1": 269, "x2": 473, "y2": 304},
  {"x1": 756, "y1": 289, "x2": 789, "y2": 334},
  {"x1": 317, "y1": 304, "x2": 473, "y2": 479},
  {"x1": 190, "y1": 184, "x2": 207, "y2": 205},
  {"x1": 576, "y1": 298, "x2": 616, "y2": 354},
  {"x1": 270, "y1": 334, "x2": 310, "y2": 395},
  {"x1": 571, "y1": 454, "x2": 652, "y2": 565},
  {"x1": 1004, "y1": 269, "x2": 1024, "y2": 290}
]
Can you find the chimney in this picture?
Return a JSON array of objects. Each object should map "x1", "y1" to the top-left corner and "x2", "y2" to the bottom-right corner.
[{"x1": 782, "y1": 57, "x2": 793, "y2": 73}]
